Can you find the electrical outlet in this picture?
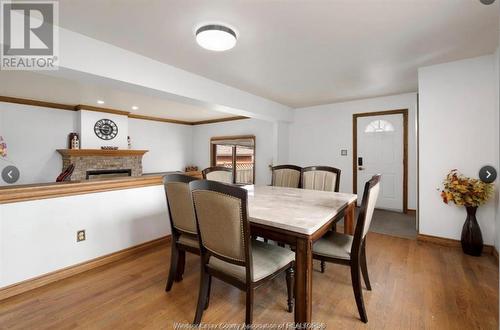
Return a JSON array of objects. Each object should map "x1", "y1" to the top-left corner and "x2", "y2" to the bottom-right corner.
[{"x1": 77, "y1": 230, "x2": 86, "y2": 242}]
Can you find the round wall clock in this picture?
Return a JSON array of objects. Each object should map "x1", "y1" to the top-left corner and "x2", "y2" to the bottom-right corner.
[{"x1": 94, "y1": 119, "x2": 118, "y2": 140}]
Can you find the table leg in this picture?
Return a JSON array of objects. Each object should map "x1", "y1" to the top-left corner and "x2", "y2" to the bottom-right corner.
[
  {"x1": 294, "y1": 237, "x2": 313, "y2": 324},
  {"x1": 344, "y1": 202, "x2": 355, "y2": 235}
]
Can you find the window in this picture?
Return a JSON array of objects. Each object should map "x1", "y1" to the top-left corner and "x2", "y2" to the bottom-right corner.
[
  {"x1": 364, "y1": 119, "x2": 395, "y2": 133},
  {"x1": 211, "y1": 135, "x2": 255, "y2": 184}
]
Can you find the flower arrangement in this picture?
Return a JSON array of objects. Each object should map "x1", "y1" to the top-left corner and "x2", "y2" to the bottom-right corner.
[
  {"x1": 0, "y1": 136, "x2": 6, "y2": 157},
  {"x1": 441, "y1": 169, "x2": 494, "y2": 207}
]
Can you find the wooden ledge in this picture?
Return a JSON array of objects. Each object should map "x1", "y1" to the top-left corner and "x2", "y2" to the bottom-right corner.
[
  {"x1": 57, "y1": 149, "x2": 149, "y2": 157},
  {"x1": 0, "y1": 175, "x2": 164, "y2": 204}
]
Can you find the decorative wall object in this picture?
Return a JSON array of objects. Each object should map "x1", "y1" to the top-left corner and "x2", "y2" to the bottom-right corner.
[
  {"x1": 0, "y1": 136, "x2": 7, "y2": 157},
  {"x1": 94, "y1": 119, "x2": 118, "y2": 140}
]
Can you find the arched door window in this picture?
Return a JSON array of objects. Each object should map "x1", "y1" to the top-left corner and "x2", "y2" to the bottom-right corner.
[{"x1": 364, "y1": 119, "x2": 395, "y2": 133}]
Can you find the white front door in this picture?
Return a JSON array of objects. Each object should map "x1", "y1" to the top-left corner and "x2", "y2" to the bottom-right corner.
[{"x1": 356, "y1": 114, "x2": 403, "y2": 211}]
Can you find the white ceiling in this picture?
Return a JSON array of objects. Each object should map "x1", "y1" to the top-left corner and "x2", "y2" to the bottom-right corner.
[
  {"x1": 0, "y1": 71, "x2": 236, "y2": 121},
  {"x1": 58, "y1": 0, "x2": 499, "y2": 108}
]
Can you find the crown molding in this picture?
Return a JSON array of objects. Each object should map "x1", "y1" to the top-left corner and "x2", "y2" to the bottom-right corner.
[{"x1": 0, "y1": 95, "x2": 249, "y2": 125}]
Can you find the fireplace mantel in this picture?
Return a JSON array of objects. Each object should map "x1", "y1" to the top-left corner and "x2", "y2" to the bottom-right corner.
[{"x1": 57, "y1": 149, "x2": 148, "y2": 157}]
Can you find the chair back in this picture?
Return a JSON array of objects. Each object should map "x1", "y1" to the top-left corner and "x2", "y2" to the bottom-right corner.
[
  {"x1": 271, "y1": 165, "x2": 302, "y2": 188},
  {"x1": 352, "y1": 175, "x2": 381, "y2": 253},
  {"x1": 163, "y1": 174, "x2": 198, "y2": 235},
  {"x1": 190, "y1": 180, "x2": 251, "y2": 270},
  {"x1": 202, "y1": 166, "x2": 233, "y2": 184},
  {"x1": 301, "y1": 166, "x2": 341, "y2": 192}
]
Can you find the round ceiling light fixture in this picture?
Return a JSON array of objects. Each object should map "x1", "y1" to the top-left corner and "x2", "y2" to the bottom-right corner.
[{"x1": 195, "y1": 24, "x2": 237, "y2": 51}]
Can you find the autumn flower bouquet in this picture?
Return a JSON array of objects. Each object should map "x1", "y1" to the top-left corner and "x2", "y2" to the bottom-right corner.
[
  {"x1": 441, "y1": 169, "x2": 493, "y2": 207},
  {"x1": 441, "y1": 169, "x2": 494, "y2": 256},
  {"x1": 0, "y1": 136, "x2": 6, "y2": 158}
]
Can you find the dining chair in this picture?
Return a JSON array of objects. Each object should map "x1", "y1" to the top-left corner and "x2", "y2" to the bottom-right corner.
[
  {"x1": 301, "y1": 166, "x2": 341, "y2": 192},
  {"x1": 163, "y1": 174, "x2": 200, "y2": 292},
  {"x1": 202, "y1": 166, "x2": 233, "y2": 184},
  {"x1": 189, "y1": 180, "x2": 295, "y2": 325},
  {"x1": 312, "y1": 174, "x2": 381, "y2": 323},
  {"x1": 271, "y1": 164, "x2": 302, "y2": 188},
  {"x1": 302, "y1": 166, "x2": 342, "y2": 271}
]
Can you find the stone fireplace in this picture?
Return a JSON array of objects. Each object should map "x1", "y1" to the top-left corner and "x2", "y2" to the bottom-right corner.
[{"x1": 57, "y1": 149, "x2": 148, "y2": 181}]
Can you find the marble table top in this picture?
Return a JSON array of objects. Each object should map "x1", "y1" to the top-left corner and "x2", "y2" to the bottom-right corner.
[{"x1": 244, "y1": 185, "x2": 357, "y2": 235}]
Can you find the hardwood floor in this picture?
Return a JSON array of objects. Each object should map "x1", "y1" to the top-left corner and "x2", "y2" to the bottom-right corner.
[{"x1": 0, "y1": 232, "x2": 497, "y2": 329}]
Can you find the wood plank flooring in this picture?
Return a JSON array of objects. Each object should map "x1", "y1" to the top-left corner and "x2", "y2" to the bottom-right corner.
[{"x1": 0, "y1": 232, "x2": 497, "y2": 329}]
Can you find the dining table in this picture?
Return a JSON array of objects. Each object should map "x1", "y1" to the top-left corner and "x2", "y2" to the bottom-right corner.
[{"x1": 244, "y1": 185, "x2": 357, "y2": 324}]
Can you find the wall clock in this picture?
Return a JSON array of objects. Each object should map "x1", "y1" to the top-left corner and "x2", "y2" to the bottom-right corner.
[{"x1": 94, "y1": 119, "x2": 118, "y2": 140}]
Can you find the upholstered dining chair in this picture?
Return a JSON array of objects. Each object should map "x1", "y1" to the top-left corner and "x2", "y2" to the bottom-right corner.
[
  {"x1": 302, "y1": 166, "x2": 342, "y2": 271},
  {"x1": 189, "y1": 180, "x2": 295, "y2": 325},
  {"x1": 163, "y1": 174, "x2": 200, "y2": 292},
  {"x1": 202, "y1": 166, "x2": 233, "y2": 184},
  {"x1": 301, "y1": 166, "x2": 341, "y2": 192},
  {"x1": 271, "y1": 164, "x2": 302, "y2": 188},
  {"x1": 312, "y1": 174, "x2": 381, "y2": 323}
]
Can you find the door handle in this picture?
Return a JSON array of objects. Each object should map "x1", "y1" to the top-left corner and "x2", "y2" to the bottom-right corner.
[{"x1": 358, "y1": 166, "x2": 365, "y2": 171}]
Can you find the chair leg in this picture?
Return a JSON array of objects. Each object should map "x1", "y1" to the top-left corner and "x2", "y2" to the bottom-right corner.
[
  {"x1": 175, "y1": 250, "x2": 186, "y2": 282},
  {"x1": 360, "y1": 241, "x2": 371, "y2": 290},
  {"x1": 165, "y1": 242, "x2": 179, "y2": 292},
  {"x1": 350, "y1": 261, "x2": 368, "y2": 323},
  {"x1": 204, "y1": 275, "x2": 212, "y2": 310},
  {"x1": 285, "y1": 267, "x2": 294, "y2": 313},
  {"x1": 320, "y1": 260, "x2": 326, "y2": 273},
  {"x1": 245, "y1": 287, "x2": 254, "y2": 325},
  {"x1": 193, "y1": 271, "x2": 210, "y2": 325}
]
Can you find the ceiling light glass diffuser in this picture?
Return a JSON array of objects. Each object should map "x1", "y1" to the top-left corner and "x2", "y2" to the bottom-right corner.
[{"x1": 196, "y1": 24, "x2": 237, "y2": 51}]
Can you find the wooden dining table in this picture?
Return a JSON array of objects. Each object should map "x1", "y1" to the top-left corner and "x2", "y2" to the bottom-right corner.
[{"x1": 244, "y1": 185, "x2": 357, "y2": 324}]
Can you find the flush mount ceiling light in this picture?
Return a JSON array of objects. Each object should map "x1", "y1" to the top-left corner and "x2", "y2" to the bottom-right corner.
[
  {"x1": 131, "y1": 106, "x2": 139, "y2": 110},
  {"x1": 97, "y1": 100, "x2": 105, "y2": 105},
  {"x1": 195, "y1": 24, "x2": 237, "y2": 51}
]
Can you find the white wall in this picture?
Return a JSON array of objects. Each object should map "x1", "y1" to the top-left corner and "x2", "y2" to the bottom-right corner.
[
  {"x1": 274, "y1": 121, "x2": 290, "y2": 165},
  {"x1": 0, "y1": 102, "x2": 76, "y2": 185},
  {"x1": 0, "y1": 103, "x2": 193, "y2": 185},
  {"x1": 289, "y1": 93, "x2": 418, "y2": 209},
  {"x1": 191, "y1": 119, "x2": 275, "y2": 185},
  {"x1": 128, "y1": 118, "x2": 192, "y2": 173},
  {"x1": 78, "y1": 110, "x2": 128, "y2": 149},
  {"x1": 0, "y1": 185, "x2": 170, "y2": 287},
  {"x1": 419, "y1": 55, "x2": 499, "y2": 245}
]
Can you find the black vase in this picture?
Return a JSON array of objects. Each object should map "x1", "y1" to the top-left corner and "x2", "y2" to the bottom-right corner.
[{"x1": 461, "y1": 206, "x2": 483, "y2": 256}]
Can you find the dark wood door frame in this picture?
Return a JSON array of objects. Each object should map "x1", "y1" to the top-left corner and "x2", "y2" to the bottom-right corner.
[{"x1": 352, "y1": 109, "x2": 408, "y2": 213}]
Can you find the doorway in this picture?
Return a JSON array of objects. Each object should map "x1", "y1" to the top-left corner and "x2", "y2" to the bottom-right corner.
[{"x1": 353, "y1": 109, "x2": 415, "y2": 239}]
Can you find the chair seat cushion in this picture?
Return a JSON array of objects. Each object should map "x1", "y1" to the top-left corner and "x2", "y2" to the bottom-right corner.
[
  {"x1": 178, "y1": 234, "x2": 199, "y2": 249},
  {"x1": 313, "y1": 232, "x2": 353, "y2": 260},
  {"x1": 208, "y1": 240, "x2": 295, "y2": 282}
]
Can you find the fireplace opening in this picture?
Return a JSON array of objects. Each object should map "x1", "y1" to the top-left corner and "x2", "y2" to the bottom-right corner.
[{"x1": 86, "y1": 169, "x2": 132, "y2": 180}]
